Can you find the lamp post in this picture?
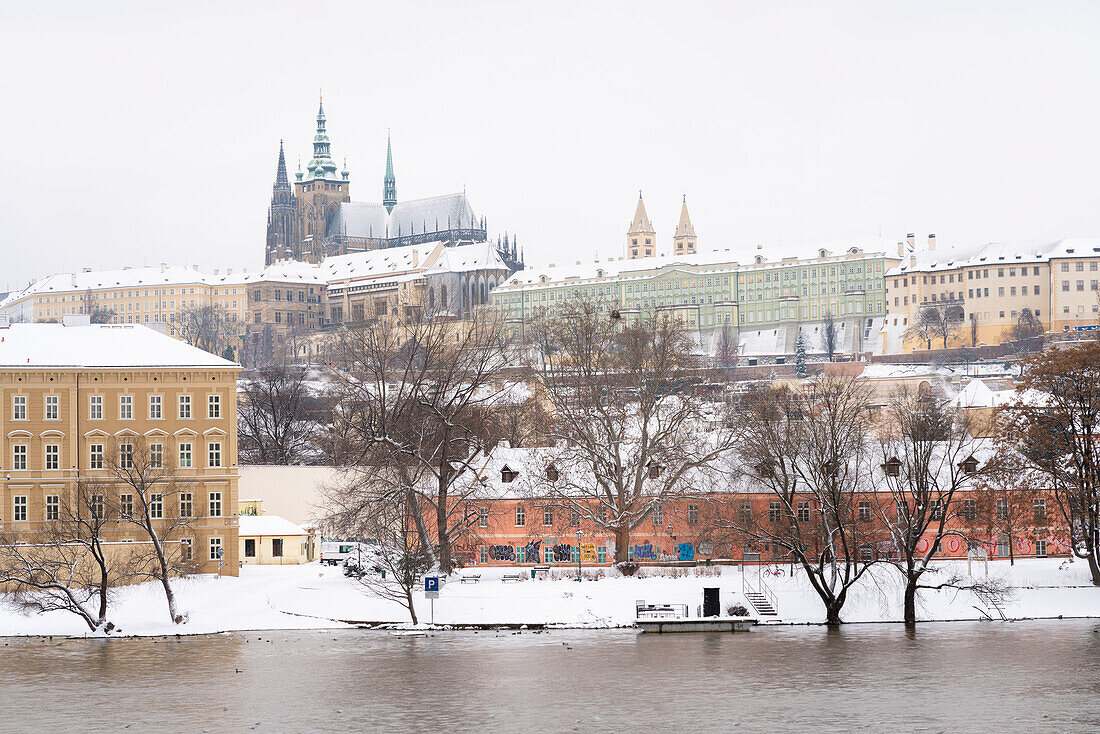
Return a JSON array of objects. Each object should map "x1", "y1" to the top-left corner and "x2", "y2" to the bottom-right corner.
[{"x1": 575, "y1": 529, "x2": 583, "y2": 582}]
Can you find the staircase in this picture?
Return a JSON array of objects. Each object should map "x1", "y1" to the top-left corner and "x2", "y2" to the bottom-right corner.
[{"x1": 744, "y1": 590, "x2": 778, "y2": 617}]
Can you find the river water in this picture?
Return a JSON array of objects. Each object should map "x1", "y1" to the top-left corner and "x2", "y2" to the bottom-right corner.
[{"x1": 1, "y1": 621, "x2": 1098, "y2": 733}]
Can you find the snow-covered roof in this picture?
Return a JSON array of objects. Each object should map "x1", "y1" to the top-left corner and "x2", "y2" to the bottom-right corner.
[
  {"x1": 0, "y1": 323, "x2": 238, "y2": 369},
  {"x1": 212, "y1": 261, "x2": 325, "y2": 287},
  {"x1": 0, "y1": 265, "x2": 209, "y2": 304},
  {"x1": 238, "y1": 514, "x2": 310, "y2": 537},
  {"x1": 498, "y1": 238, "x2": 897, "y2": 291},
  {"x1": 885, "y1": 238, "x2": 1100, "y2": 277},
  {"x1": 320, "y1": 242, "x2": 440, "y2": 283},
  {"x1": 425, "y1": 241, "x2": 508, "y2": 275},
  {"x1": 330, "y1": 193, "x2": 481, "y2": 242}
]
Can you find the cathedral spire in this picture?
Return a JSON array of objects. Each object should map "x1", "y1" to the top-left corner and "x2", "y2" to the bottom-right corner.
[
  {"x1": 383, "y1": 129, "x2": 397, "y2": 214},
  {"x1": 274, "y1": 140, "x2": 290, "y2": 188},
  {"x1": 306, "y1": 92, "x2": 339, "y2": 181}
]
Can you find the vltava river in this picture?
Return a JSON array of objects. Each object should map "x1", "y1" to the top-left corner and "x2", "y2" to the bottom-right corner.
[{"x1": 1, "y1": 621, "x2": 1098, "y2": 732}]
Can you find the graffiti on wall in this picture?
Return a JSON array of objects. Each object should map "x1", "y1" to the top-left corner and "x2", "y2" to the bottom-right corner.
[
  {"x1": 553, "y1": 544, "x2": 574, "y2": 562},
  {"x1": 488, "y1": 545, "x2": 516, "y2": 562},
  {"x1": 580, "y1": 543, "x2": 598, "y2": 563},
  {"x1": 632, "y1": 542, "x2": 658, "y2": 560},
  {"x1": 678, "y1": 542, "x2": 695, "y2": 561},
  {"x1": 524, "y1": 540, "x2": 542, "y2": 563}
]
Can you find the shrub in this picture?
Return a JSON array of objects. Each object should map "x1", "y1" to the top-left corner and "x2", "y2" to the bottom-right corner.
[
  {"x1": 616, "y1": 561, "x2": 640, "y2": 577},
  {"x1": 727, "y1": 603, "x2": 750, "y2": 617}
]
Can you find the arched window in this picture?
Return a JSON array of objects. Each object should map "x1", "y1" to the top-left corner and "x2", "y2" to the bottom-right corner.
[{"x1": 441, "y1": 285, "x2": 448, "y2": 307}]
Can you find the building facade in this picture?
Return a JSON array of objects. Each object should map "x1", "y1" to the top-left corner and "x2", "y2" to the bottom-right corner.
[
  {"x1": 883, "y1": 236, "x2": 1100, "y2": 352},
  {"x1": 494, "y1": 195, "x2": 897, "y2": 358},
  {"x1": 0, "y1": 319, "x2": 241, "y2": 575}
]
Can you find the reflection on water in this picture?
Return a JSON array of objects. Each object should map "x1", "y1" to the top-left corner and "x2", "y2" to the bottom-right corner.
[{"x1": 1, "y1": 621, "x2": 1098, "y2": 733}]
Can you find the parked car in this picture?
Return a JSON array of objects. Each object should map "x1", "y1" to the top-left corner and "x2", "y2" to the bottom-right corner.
[{"x1": 320, "y1": 541, "x2": 364, "y2": 566}]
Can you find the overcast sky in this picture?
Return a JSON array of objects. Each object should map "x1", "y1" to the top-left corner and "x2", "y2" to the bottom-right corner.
[{"x1": 3, "y1": 1, "x2": 1100, "y2": 290}]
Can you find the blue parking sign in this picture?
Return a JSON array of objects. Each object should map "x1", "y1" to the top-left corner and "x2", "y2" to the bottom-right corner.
[{"x1": 424, "y1": 576, "x2": 439, "y2": 593}]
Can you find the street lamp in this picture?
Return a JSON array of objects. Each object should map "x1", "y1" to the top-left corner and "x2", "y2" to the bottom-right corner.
[{"x1": 575, "y1": 529, "x2": 583, "y2": 582}]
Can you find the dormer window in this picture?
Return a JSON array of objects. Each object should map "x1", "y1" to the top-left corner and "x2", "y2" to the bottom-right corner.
[
  {"x1": 883, "y1": 458, "x2": 901, "y2": 477},
  {"x1": 501, "y1": 465, "x2": 518, "y2": 483},
  {"x1": 647, "y1": 462, "x2": 662, "y2": 479},
  {"x1": 545, "y1": 465, "x2": 559, "y2": 482},
  {"x1": 960, "y1": 457, "x2": 979, "y2": 475}
]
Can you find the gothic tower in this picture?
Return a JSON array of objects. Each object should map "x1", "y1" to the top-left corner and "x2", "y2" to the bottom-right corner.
[
  {"x1": 673, "y1": 195, "x2": 697, "y2": 256},
  {"x1": 627, "y1": 191, "x2": 656, "y2": 259},
  {"x1": 383, "y1": 130, "x2": 397, "y2": 214},
  {"x1": 265, "y1": 140, "x2": 296, "y2": 265},
  {"x1": 293, "y1": 94, "x2": 351, "y2": 261}
]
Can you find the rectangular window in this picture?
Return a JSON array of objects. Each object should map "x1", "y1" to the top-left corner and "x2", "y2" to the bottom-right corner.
[
  {"x1": 272, "y1": 538, "x2": 283, "y2": 557},
  {"x1": 516, "y1": 545, "x2": 526, "y2": 563},
  {"x1": 150, "y1": 494, "x2": 163, "y2": 519},
  {"x1": 149, "y1": 443, "x2": 164, "y2": 468},
  {"x1": 89, "y1": 395, "x2": 103, "y2": 420},
  {"x1": 208, "y1": 442, "x2": 222, "y2": 468},
  {"x1": 119, "y1": 443, "x2": 134, "y2": 469},
  {"x1": 120, "y1": 494, "x2": 134, "y2": 517},
  {"x1": 687, "y1": 503, "x2": 699, "y2": 525},
  {"x1": 148, "y1": 395, "x2": 162, "y2": 420},
  {"x1": 570, "y1": 508, "x2": 580, "y2": 527},
  {"x1": 768, "y1": 502, "x2": 781, "y2": 523},
  {"x1": 45, "y1": 495, "x2": 59, "y2": 521},
  {"x1": 209, "y1": 492, "x2": 222, "y2": 517},
  {"x1": 44, "y1": 444, "x2": 60, "y2": 470},
  {"x1": 543, "y1": 507, "x2": 553, "y2": 527},
  {"x1": 963, "y1": 499, "x2": 976, "y2": 521},
  {"x1": 13, "y1": 496, "x2": 27, "y2": 522},
  {"x1": 1033, "y1": 497, "x2": 1047, "y2": 520},
  {"x1": 208, "y1": 394, "x2": 221, "y2": 419},
  {"x1": 12, "y1": 445, "x2": 27, "y2": 470},
  {"x1": 1035, "y1": 539, "x2": 1047, "y2": 558},
  {"x1": 44, "y1": 395, "x2": 59, "y2": 420},
  {"x1": 244, "y1": 538, "x2": 256, "y2": 558},
  {"x1": 178, "y1": 395, "x2": 192, "y2": 419},
  {"x1": 652, "y1": 503, "x2": 663, "y2": 527},
  {"x1": 91, "y1": 494, "x2": 104, "y2": 520},
  {"x1": 996, "y1": 499, "x2": 1008, "y2": 522},
  {"x1": 515, "y1": 505, "x2": 525, "y2": 526},
  {"x1": 478, "y1": 507, "x2": 489, "y2": 527},
  {"x1": 209, "y1": 537, "x2": 222, "y2": 561},
  {"x1": 119, "y1": 395, "x2": 133, "y2": 420},
  {"x1": 12, "y1": 395, "x2": 26, "y2": 420},
  {"x1": 858, "y1": 501, "x2": 871, "y2": 522},
  {"x1": 930, "y1": 501, "x2": 944, "y2": 520},
  {"x1": 179, "y1": 442, "x2": 193, "y2": 468},
  {"x1": 181, "y1": 538, "x2": 193, "y2": 561},
  {"x1": 180, "y1": 492, "x2": 193, "y2": 518},
  {"x1": 797, "y1": 502, "x2": 811, "y2": 523}
]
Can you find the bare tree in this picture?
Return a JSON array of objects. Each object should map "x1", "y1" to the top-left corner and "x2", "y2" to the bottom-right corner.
[
  {"x1": 714, "y1": 323, "x2": 740, "y2": 378},
  {"x1": 906, "y1": 306, "x2": 960, "y2": 351},
  {"x1": 1006, "y1": 342, "x2": 1100, "y2": 585},
  {"x1": 104, "y1": 438, "x2": 191, "y2": 624},
  {"x1": 972, "y1": 443, "x2": 1044, "y2": 565},
  {"x1": 0, "y1": 484, "x2": 121, "y2": 632},
  {"x1": 875, "y1": 389, "x2": 984, "y2": 624},
  {"x1": 821, "y1": 310, "x2": 838, "y2": 361},
  {"x1": 326, "y1": 306, "x2": 509, "y2": 573},
  {"x1": 731, "y1": 378, "x2": 882, "y2": 625},
  {"x1": 238, "y1": 364, "x2": 323, "y2": 464},
  {"x1": 178, "y1": 304, "x2": 241, "y2": 359},
  {"x1": 528, "y1": 298, "x2": 740, "y2": 564}
]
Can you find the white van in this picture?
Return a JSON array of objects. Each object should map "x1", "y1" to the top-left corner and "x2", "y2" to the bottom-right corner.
[{"x1": 320, "y1": 541, "x2": 362, "y2": 566}]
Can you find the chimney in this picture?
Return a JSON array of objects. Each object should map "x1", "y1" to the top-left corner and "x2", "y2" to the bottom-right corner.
[
  {"x1": 70, "y1": 274, "x2": 78, "y2": 287},
  {"x1": 896, "y1": 242, "x2": 905, "y2": 257},
  {"x1": 214, "y1": 268, "x2": 220, "y2": 275},
  {"x1": 927, "y1": 233, "x2": 936, "y2": 251},
  {"x1": 412, "y1": 249, "x2": 419, "y2": 267},
  {"x1": 82, "y1": 267, "x2": 92, "y2": 273},
  {"x1": 227, "y1": 268, "x2": 233, "y2": 275},
  {"x1": 906, "y1": 233, "x2": 915, "y2": 250},
  {"x1": 192, "y1": 265, "x2": 199, "y2": 272}
]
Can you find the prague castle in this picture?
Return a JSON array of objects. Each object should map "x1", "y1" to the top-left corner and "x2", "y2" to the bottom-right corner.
[{"x1": 265, "y1": 96, "x2": 523, "y2": 271}]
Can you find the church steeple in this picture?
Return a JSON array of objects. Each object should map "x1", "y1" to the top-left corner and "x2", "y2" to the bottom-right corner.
[
  {"x1": 383, "y1": 130, "x2": 397, "y2": 214},
  {"x1": 627, "y1": 191, "x2": 656, "y2": 259},
  {"x1": 673, "y1": 194, "x2": 697, "y2": 256},
  {"x1": 266, "y1": 140, "x2": 297, "y2": 265},
  {"x1": 306, "y1": 92, "x2": 339, "y2": 181}
]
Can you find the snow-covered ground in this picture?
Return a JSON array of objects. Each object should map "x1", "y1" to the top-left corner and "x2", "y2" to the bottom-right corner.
[{"x1": 1, "y1": 558, "x2": 1096, "y2": 637}]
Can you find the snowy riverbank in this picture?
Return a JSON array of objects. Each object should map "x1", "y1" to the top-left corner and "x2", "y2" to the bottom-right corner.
[{"x1": 1, "y1": 558, "x2": 1097, "y2": 637}]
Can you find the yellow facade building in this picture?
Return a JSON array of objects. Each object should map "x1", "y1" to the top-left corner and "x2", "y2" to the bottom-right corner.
[{"x1": 0, "y1": 317, "x2": 241, "y2": 575}]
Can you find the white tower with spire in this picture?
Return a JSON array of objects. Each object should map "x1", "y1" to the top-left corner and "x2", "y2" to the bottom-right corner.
[
  {"x1": 673, "y1": 195, "x2": 697, "y2": 256},
  {"x1": 627, "y1": 191, "x2": 656, "y2": 259}
]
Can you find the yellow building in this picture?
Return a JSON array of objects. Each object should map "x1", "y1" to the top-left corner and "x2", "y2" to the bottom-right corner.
[
  {"x1": 0, "y1": 316, "x2": 241, "y2": 575},
  {"x1": 238, "y1": 499, "x2": 312, "y2": 565},
  {"x1": 883, "y1": 236, "x2": 1100, "y2": 353}
]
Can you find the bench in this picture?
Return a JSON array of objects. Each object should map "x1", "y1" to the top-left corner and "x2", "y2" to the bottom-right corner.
[
  {"x1": 501, "y1": 573, "x2": 524, "y2": 583},
  {"x1": 459, "y1": 575, "x2": 481, "y2": 584},
  {"x1": 533, "y1": 565, "x2": 551, "y2": 579}
]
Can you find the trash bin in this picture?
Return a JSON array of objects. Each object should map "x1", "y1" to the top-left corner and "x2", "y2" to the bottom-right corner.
[
  {"x1": 531, "y1": 568, "x2": 536, "y2": 579},
  {"x1": 705, "y1": 558, "x2": 711, "y2": 567},
  {"x1": 381, "y1": 570, "x2": 386, "y2": 580}
]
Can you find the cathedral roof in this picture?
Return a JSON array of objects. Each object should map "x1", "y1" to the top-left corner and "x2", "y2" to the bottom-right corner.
[{"x1": 329, "y1": 193, "x2": 481, "y2": 241}]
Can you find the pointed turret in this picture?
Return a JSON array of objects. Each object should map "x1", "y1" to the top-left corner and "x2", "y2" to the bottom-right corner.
[
  {"x1": 383, "y1": 130, "x2": 397, "y2": 214},
  {"x1": 627, "y1": 191, "x2": 656, "y2": 259},
  {"x1": 266, "y1": 140, "x2": 297, "y2": 265},
  {"x1": 673, "y1": 195, "x2": 697, "y2": 256}
]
